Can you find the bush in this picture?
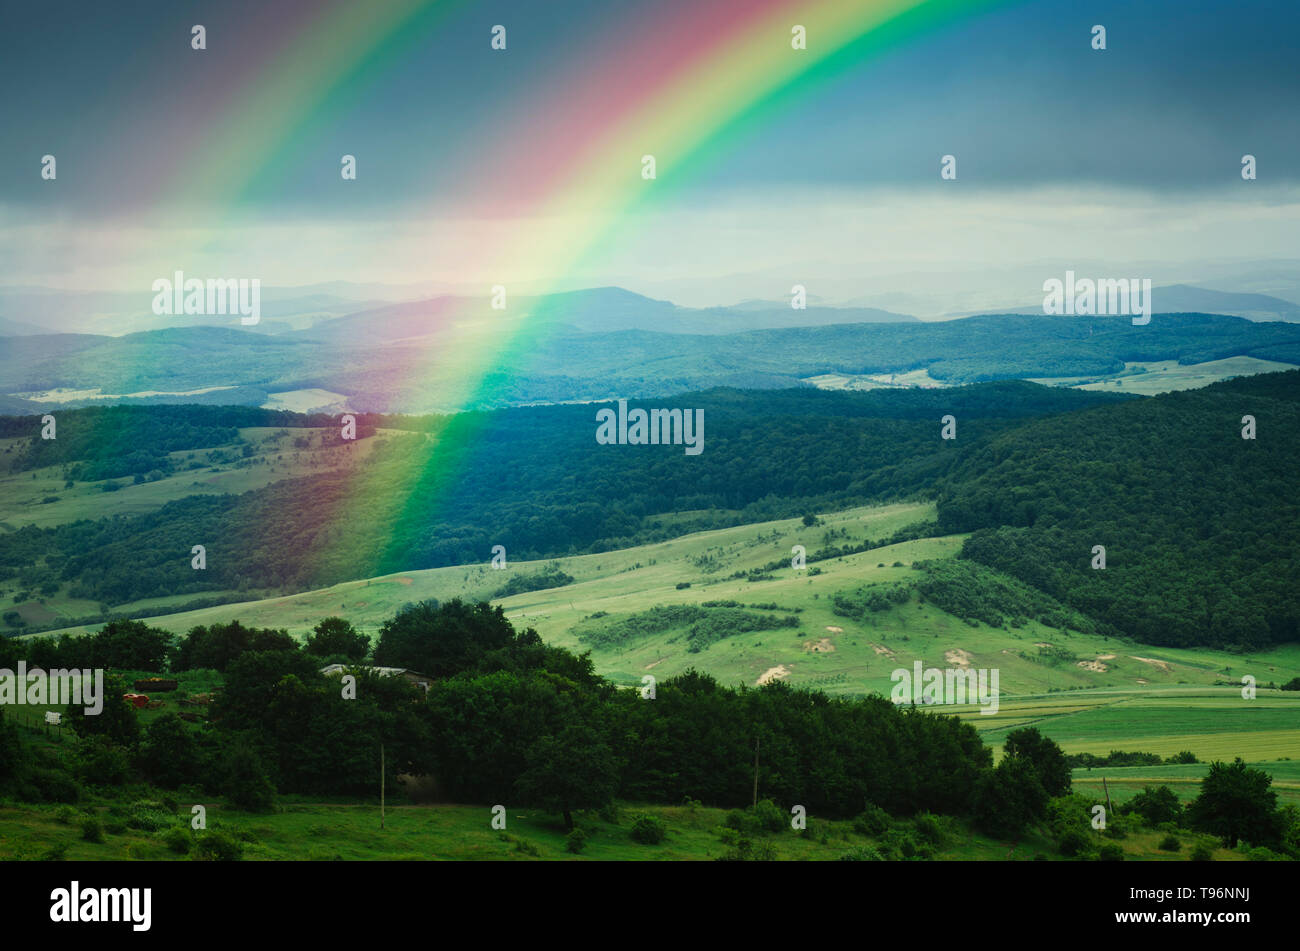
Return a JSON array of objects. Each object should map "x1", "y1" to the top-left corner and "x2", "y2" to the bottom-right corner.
[
  {"x1": 1097, "y1": 843, "x2": 1124, "y2": 861},
  {"x1": 723, "y1": 801, "x2": 786, "y2": 835},
  {"x1": 162, "y1": 827, "x2": 191, "y2": 854},
  {"x1": 126, "y1": 800, "x2": 175, "y2": 832},
  {"x1": 103, "y1": 819, "x2": 128, "y2": 835},
  {"x1": 913, "y1": 812, "x2": 951, "y2": 848},
  {"x1": 1158, "y1": 834, "x2": 1181, "y2": 852},
  {"x1": 193, "y1": 829, "x2": 244, "y2": 861},
  {"x1": 751, "y1": 799, "x2": 786, "y2": 833},
  {"x1": 597, "y1": 801, "x2": 620, "y2": 825},
  {"x1": 1057, "y1": 827, "x2": 1093, "y2": 857},
  {"x1": 881, "y1": 828, "x2": 934, "y2": 860},
  {"x1": 25, "y1": 766, "x2": 80, "y2": 803},
  {"x1": 839, "y1": 845, "x2": 886, "y2": 861},
  {"x1": 80, "y1": 816, "x2": 104, "y2": 843},
  {"x1": 1190, "y1": 842, "x2": 1214, "y2": 861},
  {"x1": 54, "y1": 805, "x2": 79, "y2": 825},
  {"x1": 629, "y1": 815, "x2": 666, "y2": 845},
  {"x1": 565, "y1": 828, "x2": 588, "y2": 854},
  {"x1": 717, "y1": 836, "x2": 777, "y2": 861},
  {"x1": 853, "y1": 803, "x2": 891, "y2": 837}
]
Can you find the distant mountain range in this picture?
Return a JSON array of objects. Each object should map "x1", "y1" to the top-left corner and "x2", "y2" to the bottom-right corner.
[
  {"x1": 970, "y1": 283, "x2": 1300, "y2": 323},
  {"x1": 0, "y1": 285, "x2": 1298, "y2": 414}
]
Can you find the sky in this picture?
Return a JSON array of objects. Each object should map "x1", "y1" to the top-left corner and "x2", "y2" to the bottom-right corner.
[{"x1": 2, "y1": 0, "x2": 1298, "y2": 304}]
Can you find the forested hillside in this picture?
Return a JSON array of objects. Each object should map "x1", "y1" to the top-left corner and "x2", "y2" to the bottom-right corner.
[
  {"x1": 937, "y1": 371, "x2": 1300, "y2": 648},
  {"x1": 2, "y1": 311, "x2": 1297, "y2": 413},
  {"x1": 0, "y1": 383, "x2": 1121, "y2": 607},
  {"x1": 3, "y1": 372, "x2": 1297, "y2": 653}
]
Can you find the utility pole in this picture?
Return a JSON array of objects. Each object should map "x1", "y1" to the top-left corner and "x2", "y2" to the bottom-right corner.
[
  {"x1": 1101, "y1": 775, "x2": 1113, "y2": 817},
  {"x1": 752, "y1": 736, "x2": 760, "y2": 808}
]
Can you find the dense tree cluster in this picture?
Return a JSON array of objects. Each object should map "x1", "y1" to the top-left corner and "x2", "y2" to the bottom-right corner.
[
  {"x1": 939, "y1": 372, "x2": 1300, "y2": 648},
  {"x1": 0, "y1": 382, "x2": 1123, "y2": 609}
]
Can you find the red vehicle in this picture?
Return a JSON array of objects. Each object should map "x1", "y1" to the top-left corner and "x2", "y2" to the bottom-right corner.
[{"x1": 122, "y1": 693, "x2": 149, "y2": 709}]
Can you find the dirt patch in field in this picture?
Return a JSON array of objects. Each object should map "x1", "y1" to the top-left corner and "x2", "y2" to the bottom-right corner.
[
  {"x1": 804, "y1": 638, "x2": 836, "y2": 653},
  {"x1": 825, "y1": 626, "x2": 843, "y2": 633},
  {"x1": 1136, "y1": 678, "x2": 1149, "y2": 685},
  {"x1": 1077, "y1": 660, "x2": 1109, "y2": 672},
  {"x1": 643, "y1": 659, "x2": 663, "y2": 670},
  {"x1": 1034, "y1": 642, "x2": 1052, "y2": 648},
  {"x1": 944, "y1": 649, "x2": 973, "y2": 668},
  {"x1": 871, "y1": 644, "x2": 896, "y2": 658},
  {"x1": 1131, "y1": 655, "x2": 1173, "y2": 673},
  {"x1": 353, "y1": 601, "x2": 369, "y2": 608},
  {"x1": 757, "y1": 665, "x2": 791, "y2": 686},
  {"x1": 394, "y1": 577, "x2": 414, "y2": 586},
  {"x1": 1097, "y1": 654, "x2": 1116, "y2": 660}
]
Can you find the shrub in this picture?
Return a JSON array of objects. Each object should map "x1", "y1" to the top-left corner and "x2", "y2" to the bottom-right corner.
[
  {"x1": 751, "y1": 799, "x2": 786, "y2": 834},
  {"x1": 881, "y1": 828, "x2": 934, "y2": 860},
  {"x1": 126, "y1": 800, "x2": 175, "y2": 832},
  {"x1": 717, "y1": 836, "x2": 777, "y2": 861},
  {"x1": 913, "y1": 812, "x2": 951, "y2": 848},
  {"x1": 193, "y1": 829, "x2": 244, "y2": 861},
  {"x1": 839, "y1": 846, "x2": 886, "y2": 861},
  {"x1": 565, "y1": 829, "x2": 588, "y2": 854},
  {"x1": 724, "y1": 801, "x2": 786, "y2": 835},
  {"x1": 597, "y1": 801, "x2": 620, "y2": 825},
  {"x1": 162, "y1": 827, "x2": 191, "y2": 854},
  {"x1": 1097, "y1": 843, "x2": 1124, "y2": 861},
  {"x1": 853, "y1": 803, "x2": 891, "y2": 837},
  {"x1": 1190, "y1": 843, "x2": 1214, "y2": 861},
  {"x1": 1158, "y1": 835, "x2": 1181, "y2": 852},
  {"x1": 54, "y1": 805, "x2": 79, "y2": 825},
  {"x1": 1057, "y1": 827, "x2": 1093, "y2": 857},
  {"x1": 103, "y1": 819, "x2": 128, "y2": 835},
  {"x1": 629, "y1": 815, "x2": 666, "y2": 845},
  {"x1": 80, "y1": 816, "x2": 104, "y2": 843}
]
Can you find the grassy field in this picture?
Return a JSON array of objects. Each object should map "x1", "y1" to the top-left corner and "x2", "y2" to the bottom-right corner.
[
  {"x1": 0, "y1": 426, "x2": 411, "y2": 532},
  {"x1": 1026, "y1": 356, "x2": 1296, "y2": 395},
  {"x1": 0, "y1": 797, "x2": 1249, "y2": 862},
  {"x1": 1072, "y1": 760, "x2": 1300, "y2": 807},
  {"x1": 19, "y1": 500, "x2": 1300, "y2": 778}
]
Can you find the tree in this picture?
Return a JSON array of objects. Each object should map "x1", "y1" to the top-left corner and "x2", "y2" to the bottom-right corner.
[
  {"x1": 513, "y1": 722, "x2": 619, "y2": 831},
  {"x1": 87, "y1": 619, "x2": 172, "y2": 671},
  {"x1": 217, "y1": 740, "x2": 277, "y2": 812},
  {"x1": 305, "y1": 617, "x2": 369, "y2": 661},
  {"x1": 1187, "y1": 758, "x2": 1282, "y2": 848},
  {"x1": 972, "y1": 756, "x2": 1048, "y2": 839},
  {"x1": 1127, "y1": 784, "x2": 1182, "y2": 826},
  {"x1": 138, "y1": 714, "x2": 200, "y2": 788},
  {"x1": 1003, "y1": 727, "x2": 1071, "y2": 798},
  {"x1": 0, "y1": 709, "x2": 23, "y2": 792},
  {"x1": 174, "y1": 621, "x2": 297, "y2": 672},
  {"x1": 68, "y1": 674, "x2": 140, "y2": 748},
  {"x1": 373, "y1": 599, "x2": 515, "y2": 678}
]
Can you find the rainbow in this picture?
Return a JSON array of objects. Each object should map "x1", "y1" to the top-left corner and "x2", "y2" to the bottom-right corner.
[{"x1": 124, "y1": 0, "x2": 1003, "y2": 577}]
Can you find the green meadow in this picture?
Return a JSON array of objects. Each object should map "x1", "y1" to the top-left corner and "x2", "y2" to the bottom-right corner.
[
  {"x1": 0, "y1": 797, "x2": 1249, "y2": 863},
  {"x1": 25, "y1": 499, "x2": 1300, "y2": 776}
]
